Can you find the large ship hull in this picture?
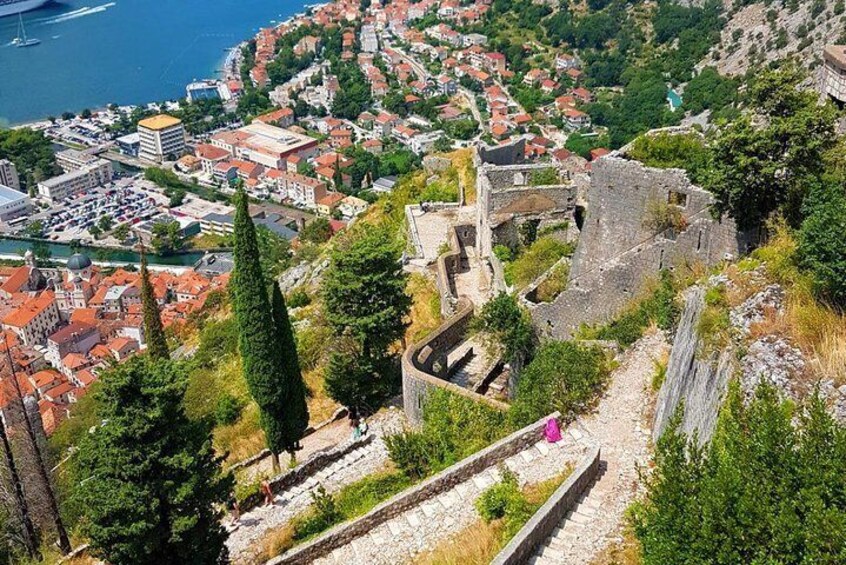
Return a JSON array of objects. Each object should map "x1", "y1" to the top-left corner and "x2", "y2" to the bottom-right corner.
[{"x1": 0, "y1": 0, "x2": 52, "y2": 19}]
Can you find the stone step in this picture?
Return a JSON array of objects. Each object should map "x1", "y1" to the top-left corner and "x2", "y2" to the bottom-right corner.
[
  {"x1": 573, "y1": 501, "x2": 597, "y2": 516},
  {"x1": 548, "y1": 530, "x2": 578, "y2": 549},
  {"x1": 406, "y1": 510, "x2": 422, "y2": 528},
  {"x1": 566, "y1": 510, "x2": 591, "y2": 525},
  {"x1": 534, "y1": 441, "x2": 551, "y2": 457},
  {"x1": 529, "y1": 554, "x2": 561, "y2": 565},
  {"x1": 538, "y1": 544, "x2": 564, "y2": 561}
]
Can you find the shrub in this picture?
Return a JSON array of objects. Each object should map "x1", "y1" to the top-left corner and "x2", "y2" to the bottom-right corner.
[
  {"x1": 510, "y1": 341, "x2": 611, "y2": 427},
  {"x1": 534, "y1": 261, "x2": 569, "y2": 303},
  {"x1": 529, "y1": 167, "x2": 560, "y2": 186},
  {"x1": 476, "y1": 467, "x2": 522, "y2": 522},
  {"x1": 215, "y1": 393, "x2": 244, "y2": 426},
  {"x1": 643, "y1": 198, "x2": 687, "y2": 233},
  {"x1": 293, "y1": 486, "x2": 341, "y2": 540},
  {"x1": 493, "y1": 244, "x2": 514, "y2": 262},
  {"x1": 287, "y1": 288, "x2": 311, "y2": 309},
  {"x1": 334, "y1": 471, "x2": 412, "y2": 517},
  {"x1": 628, "y1": 132, "x2": 709, "y2": 180},
  {"x1": 385, "y1": 431, "x2": 439, "y2": 480},
  {"x1": 192, "y1": 317, "x2": 239, "y2": 369},
  {"x1": 633, "y1": 384, "x2": 846, "y2": 564},
  {"x1": 506, "y1": 237, "x2": 575, "y2": 289},
  {"x1": 472, "y1": 292, "x2": 535, "y2": 363},
  {"x1": 387, "y1": 388, "x2": 512, "y2": 480},
  {"x1": 580, "y1": 270, "x2": 680, "y2": 347},
  {"x1": 798, "y1": 178, "x2": 846, "y2": 308}
]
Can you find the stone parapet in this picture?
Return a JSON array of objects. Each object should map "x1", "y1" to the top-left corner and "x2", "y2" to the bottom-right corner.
[
  {"x1": 490, "y1": 446, "x2": 601, "y2": 565},
  {"x1": 402, "y1": 298, "x2": 508, "y2": 425},
  {"x1": 267, "y1": 412, "x2": 560, "y2": 565}
]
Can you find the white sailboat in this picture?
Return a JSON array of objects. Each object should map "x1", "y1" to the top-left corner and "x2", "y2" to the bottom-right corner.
[{"x1": 12, "y1": 13, "x2": 40, "y2": 47}]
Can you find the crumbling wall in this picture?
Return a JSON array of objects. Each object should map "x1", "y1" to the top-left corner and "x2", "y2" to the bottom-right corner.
[
  {"x1": 478, "y1": 138, "x2": 526, "y2": 166},
  {"x1": 436, "y1": 224, "x2": 476, "y2": 317},
  {"x1": 528, "y1": 154, "x2": 756, "y2": 339},
  {"x1": 402, "y1": 299, "x2": 509, "y2": 425},
  {"x1": 476, "y1": 163, "x2": 578, "y2": 259}
]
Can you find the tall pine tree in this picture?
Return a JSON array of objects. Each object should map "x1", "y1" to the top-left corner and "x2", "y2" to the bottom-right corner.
[
  {"x1": 73, "y1": 357, "x2": 232, "y2": 564},
  {"x1": 270, "y1": 282, "x2": 309, "y2": 457},
  {"x1": 140, "y1": 248, "x2": 169, "y2": 360},
  {"x1": 231, "y1": 187, "x2": 305, "y2": 469}
]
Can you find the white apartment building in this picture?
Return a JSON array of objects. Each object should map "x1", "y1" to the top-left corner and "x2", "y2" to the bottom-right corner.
[
  {"x1": 0, "y1": 159, "x2": 20, "y2": 192},
  {"x1": 37, "y1": 159, "x2": 113, "y2": 202},
  {"x1": 137, "y1": 114, "x2": 186, "y2": 163},
  {"x1": 0, "y1": 184, "x2": 31, "y2": 221},
  {"x1": 360, "y1": 25, "x2": 379, "y2": 53}
]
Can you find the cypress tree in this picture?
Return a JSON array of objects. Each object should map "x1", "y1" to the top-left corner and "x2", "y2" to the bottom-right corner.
[
  {"x1": 270, "y1": 282, "x2": 309, "y2": 456},
  {"x1": 231, "y1": 187, "x2": 300, "y2": 469},
  {"x1": 140, "y1": 248, "x2": 169, "y2": 360}
]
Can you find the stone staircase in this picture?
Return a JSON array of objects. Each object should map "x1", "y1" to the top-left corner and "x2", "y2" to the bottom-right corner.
[
  {"x1": 309, "y1": 430, "x2": 592, "y2": 565},
  {"x1": 529, "y1": 463, "x2": 609, "y2": 565},
  {"x1": 226, "y1": 411, "x2": 403, "y2": 564},
  {"x1": 449, "y1": 348, "x2": 488, "y2": 388}
]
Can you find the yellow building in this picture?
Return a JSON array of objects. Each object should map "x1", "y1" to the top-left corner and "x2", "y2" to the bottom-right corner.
[{"x1": 137, "y1": 114, "x2": 186, "y2": 163}]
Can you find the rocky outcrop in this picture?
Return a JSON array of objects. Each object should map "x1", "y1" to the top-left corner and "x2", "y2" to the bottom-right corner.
[
  {"x1": 653, "y1": 286, "x2": 732, "y2": 444},
  {"x1": 701, "y1": 0, "x2": 844, "y2": 78}
]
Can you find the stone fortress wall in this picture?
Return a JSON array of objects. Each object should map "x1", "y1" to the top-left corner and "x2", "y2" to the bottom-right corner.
[
  {"x1": 436, "y1": 223, "x2": 477, "y2": 317},
  {"x1": 527, "y1": 129, "x2": 757, "y2": 339},
  {"x1": 475, "y1": 162, "x2": 579, "y2": 259}
]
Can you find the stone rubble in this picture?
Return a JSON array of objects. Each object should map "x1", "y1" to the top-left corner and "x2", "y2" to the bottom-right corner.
[
  {"x1": 740, "y1": 336, "x2": 805, "y2": 400},
  {"x1": 730, "y1": 284, "x2": 784, "y2": 336}
]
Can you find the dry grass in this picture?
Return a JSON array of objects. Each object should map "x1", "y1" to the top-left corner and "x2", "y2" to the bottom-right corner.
[
  {"x1": 304, "y1": 367, "x2": 340, "y2": 424},
  {"x1": 751, "y1": 226, "x2": 846, "y2": 385},
  {"x1": 446, "y1": 148, "x2": 477, "y2": 204},
  {"x1": 417, "y1": 518, "x2": 505, "y2": 565},
  {"x1": 405, "y1": 272, "x2": 443, "y2": 344},
  {"x1": 417, "y1": 469, "x2": 573, "y2": 565},
  {"x1": 590, "y1": 528, "x2": 642, "y2": 565},
  {"x1": 215, "y1": 402, "x2": 267, "y2": 465},
  {"x1": 256, "y1": 524, "x2": 296, "y2": 563}
]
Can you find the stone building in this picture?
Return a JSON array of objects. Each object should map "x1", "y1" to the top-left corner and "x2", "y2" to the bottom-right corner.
[
  {"x1": 823, "y1": 45, "x2": 846, "y2": 105},
  {"x1": 475, "y1": 162, "x2": 578, "y2": 260},
  {"x1": 527, "y1": 131, "x2": 756, "y2": 339}
]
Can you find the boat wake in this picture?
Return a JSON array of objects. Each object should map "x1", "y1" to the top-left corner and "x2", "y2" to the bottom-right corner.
[{"x1": 38, "y1": 2, "x2": 116, "y2": 25}]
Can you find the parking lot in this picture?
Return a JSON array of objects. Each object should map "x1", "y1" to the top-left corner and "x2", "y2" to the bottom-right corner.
[{"x1": 21, "y1": 178, "x2": 169, "y2": 243}]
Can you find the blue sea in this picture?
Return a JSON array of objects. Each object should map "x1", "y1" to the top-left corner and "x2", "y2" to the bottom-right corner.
[{"x1": 0, "y1": 0, "x2": 303, "y2": 125}]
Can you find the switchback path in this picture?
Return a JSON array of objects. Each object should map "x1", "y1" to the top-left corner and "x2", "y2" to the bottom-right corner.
[{"x1": 530, "y1": 332, "x2": 669, "y2": 564}]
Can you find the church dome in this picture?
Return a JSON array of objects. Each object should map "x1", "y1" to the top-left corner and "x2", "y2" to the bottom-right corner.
[{"x1": 67, "y1": 253, "x2": 93, "y2": 271}]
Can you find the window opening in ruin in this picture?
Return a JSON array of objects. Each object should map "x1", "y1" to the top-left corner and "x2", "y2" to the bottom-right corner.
[
  {"x1": 659, "y1": 249, "x2": 664, "y2": 270},
  {"x1": 575, "y1": 205, "x2": 586, "y2": 230},
  {"x1": 668, "y1": 190, "x2": 688, "y2": 208},
  {"x1": 697, "y1": 230, "x2": 703, "y2": 251}
]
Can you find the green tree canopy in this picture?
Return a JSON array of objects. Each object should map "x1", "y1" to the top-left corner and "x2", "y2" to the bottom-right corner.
[
  {"x1": 231, "y1": 188, "x2": 305, "y2": 460},
  {"x1": 509, "y1": 341, "x2": 611, "y2": 427},
  {"x1": 72, "y1": 357, "x2": 232, "y2": 565},
  {"x1": 321, "y1": 227, "x2": 410, "y2": 356},
  {"x1": 140, "y1": 251, "x2": 169, "y2": 360},
  {"x1": 634, "y1": 383, "x2": 846, "y2": 564},
  {"x1": 798, "y1": 176, "x2": 846, "y2": 308},
  {"x1": 269, "y1": 282, "x2": 309, "y2": 453},
  {"x1": 702, "y1": 66, "x2": 837, "y2": 230},
  {"x1": 471, "y1": 292, "x2": 534, "y2": 364}
]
